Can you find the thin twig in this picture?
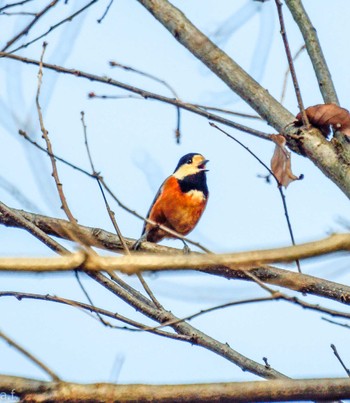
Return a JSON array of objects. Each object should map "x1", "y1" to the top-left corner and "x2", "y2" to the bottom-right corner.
[
  {"x1": 2, "y1": 0, "x2": 59, "y2": 51},
  {"x1": 147, "y1": 296, "x2": 276, "y2": 330},
  {"x1": 37, "y1": 59, "x2": 105, "y2": 324},
  {"x1": 0, "y1": 0, "x2": 34, "y2": 12},
  {"x1": 7, "y1": 0, "x2": 99, "y2": 54},
  {"x1": 0, "y1": 292, "x2": 189, "y2": 341},
  {"x1": 89, "y1": 270, "x2": 287, "y2": 379},
  {"x1": 109, "y1": 60, "x2": 182, "y2": 143},
  {"x1": 331, "y1": 344, "x2": 350, "y2": 377},
  {"x1": 322, "y1": 317, "x2": 350, "y2": 330},
  {"x1": 80, "y1": 111, "x2": 162, "y2": 308},
  {"x1": 1, "y1": 11, "x2": 36, "y2": 16},
  {"x1": 0, "y1": 201, "x2": 67, "y2": 254},
  {"x1": 193, "y1": 104, "x2": 262, "y2": 120},
  {"x1": 0, "y1": 51, "x2": 271, "y2": 141},
  {"x1": 74, "y1": 270, "x2": 115, "y2": 327},
  {"x1": 275, "y1": 0, "x2": 309, "y2": 127},
  {"x1": 97, "y1": 0, "x2": 114, "y2": 23},
  {"x1": 284, "y1": 0, "x2": 339, "y2": 105},
  {"x1": 0, "y1": 329, "x2": 60, "y2": 381},
  {"x1": 209, "y1": 122, "x2": 302, "y2": 272},
  {"x1": 280, "y1": 44, "x2": 306, "y2": 104},
  {"x1": 36, "y1": 43, "x2": 76, "y2": 225}
]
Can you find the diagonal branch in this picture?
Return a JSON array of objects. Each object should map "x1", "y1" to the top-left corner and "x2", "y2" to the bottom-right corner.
[
  {"x1": 284, "y1": 0, "x2": 339, "y2": 105},
  {"x1": 88, "y1": 270, "x2": 287, "y2": 379},
  {"x1": 0, "y1": 329, "x2": 60, "y2": 381},
  {"x1": 0, "y1": 52, "x2": 269, "y2": 140}
]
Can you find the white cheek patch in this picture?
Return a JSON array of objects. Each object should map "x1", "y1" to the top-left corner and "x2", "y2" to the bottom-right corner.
[
  {"x1": 173, "y1": 165, "x2": 197, "y2": 180},
  {"x1": 186, "y1": 189, "x2": 206, "y2": 201}
]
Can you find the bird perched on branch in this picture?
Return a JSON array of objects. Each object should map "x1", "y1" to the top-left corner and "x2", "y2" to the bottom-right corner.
[{"x1": 136, "y1": 153, "x2": 209, "y2": 250}]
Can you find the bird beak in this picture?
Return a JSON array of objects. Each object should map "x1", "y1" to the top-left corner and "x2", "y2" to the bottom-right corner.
[{"x1": 198, "y1": 159, "x2": 209, "y2": 171}]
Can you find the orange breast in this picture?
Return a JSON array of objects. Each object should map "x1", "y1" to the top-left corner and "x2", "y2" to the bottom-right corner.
[{"x1": 145, "y1": 176, "x2": 208, "y2": 243}]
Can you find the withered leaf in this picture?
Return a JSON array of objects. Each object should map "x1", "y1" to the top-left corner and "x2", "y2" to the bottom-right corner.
[
  {"x1": 270, "y1": 134, "x2": 299, "y2": 188},
  {"x1": 296, "y1": 104, "x2": 350, "y2": 137}
]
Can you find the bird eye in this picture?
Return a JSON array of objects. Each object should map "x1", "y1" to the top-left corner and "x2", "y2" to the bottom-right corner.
[{"x1": 187, "y1": 158, "x2": 192, "y2": 164}]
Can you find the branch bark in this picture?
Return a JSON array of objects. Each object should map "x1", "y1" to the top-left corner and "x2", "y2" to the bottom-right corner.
[
  {"x1": 2, "y1": 208, "x2": 350, "y2": 305},
  {"x1": 2, "y1": 375, "x2": 350, "y2": 402}
]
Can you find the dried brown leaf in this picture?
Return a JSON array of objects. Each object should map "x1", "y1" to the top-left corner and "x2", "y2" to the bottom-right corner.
[
  {"x1": 270, "y1": 134, "x2": 299, "y2": 188},
  {"x1": 296, "y1": 104, "x2": 350, "y2": 137}
]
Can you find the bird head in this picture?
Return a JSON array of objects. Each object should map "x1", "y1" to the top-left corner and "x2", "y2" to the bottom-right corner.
[{"x1": 173, "y1": 153, "x2": 209, "y2": 180}]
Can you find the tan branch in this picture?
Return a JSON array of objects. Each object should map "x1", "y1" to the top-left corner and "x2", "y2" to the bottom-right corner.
[
  {"x1": 1, "y1": 208, "x2": 350, "y2": 305},
  {"x1": 0, "y1": 330, "x2": 60, "y2": 381},
  {"x1": 0, "y1": 234, "x2": 348, "y2": 273},
  {"x1": 87, "y1": 233, "x2": 350, "y2": 272},
  {"x1": 2, "y1": 375, "x2": 350, "y2": 402}
]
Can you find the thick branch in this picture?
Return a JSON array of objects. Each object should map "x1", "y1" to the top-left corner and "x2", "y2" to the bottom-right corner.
[
  {"x1": 0, "y1": 234, "x2": 348, "y2": 272},
  {"x1": 2, "y1": 209, "x2": 350, "y2": 305},
  {"x1": 2, "y1": 375, "x2": 350, "y2": 402},
  {"x1": 137, "y1": 0, "x2": 294, "y2": 130}
]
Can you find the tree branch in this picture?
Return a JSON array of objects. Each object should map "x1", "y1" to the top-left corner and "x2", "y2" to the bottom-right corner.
[
  {"x1": 1, "y1": 375, "x2": 350, "y2": 402},
  {"x1": 0, "y1": 233, "x2": 348, "y2": 273},
  {"x1": 2, "y1": 208, "x2": 350, "y2": 305},
  {"x1": 0, "y1": 51, "x2": 269, "y2": 140},
  {"x1": 137, "y1": 0, "x2": 294, "y2": 131},
  {"x1": 1, "y1": 47, "x2": 349, "y2": 196},
  {"x1": 0, "y1": 329, "x2": 60, "y2": 381},
  {"x1": 284, "y1": 0, "x2": 339, "y2": 105}
]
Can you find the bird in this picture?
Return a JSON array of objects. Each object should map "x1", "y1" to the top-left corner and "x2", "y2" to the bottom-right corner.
[{"x1": 136, "y1": 153, "x2": 209, "y2": 249}]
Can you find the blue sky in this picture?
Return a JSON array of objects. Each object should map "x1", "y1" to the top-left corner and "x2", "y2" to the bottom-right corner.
[{"x1": 0, "y1": 0, "x2": 349, "y2": 385}]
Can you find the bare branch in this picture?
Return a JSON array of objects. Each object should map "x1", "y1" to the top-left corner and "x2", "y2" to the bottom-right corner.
[
  {"x1": 36, "y1": 43, "x2": 77, "y2": 225},
  {"x1": 88, "y1": 270, "x2": 287, "y2": 379},
  {"x1": 109, "y1": 60, "x2": 182, "y2": 143},
  {"x1": 284, "y1": 0, "x2": 339, "y2": 105},
  {"x1": 0, "y1": 329, "x2": 60, "y2": 381},
  {"x1": 1, "y1": 208, "x2": 350, "y2": 305},
  {"x1": 0, "y1": 234, "x2": 348, "y2": 273},
  {"x1": 0, "y1": 201, "x2": 68, "y2": 254},
  {"x1": 8, "y1": 0, "x2": 99, "y2": 54},
  {"x1": 331, "y1": 344, "x2": 350, "y2": 377},
  {"x1": 1, "y1": 0, "x2": 59, "y2": 51},
  {"x1": 136, "y1": 0, "x2": 294, "y2": 130},
  {"x1": 0, "y1": 292, "x2": 189, "y2": 342},
  {"x1": 274, "y1": 0, "x2": 309, "y2": 127},
  {"x1": 280, "y1": 44, "x2": 306, "y2": 104},
  {"x1": 0, "y1": 0, "x2": 34, "y2": 12},
  {"x1": 2, "y1": 375, "x2": 350, "y2": 402},
  {"x1": 80, "y1": 112, "x2": 162, "y2": 308},
  {"x1": 0, "y1": 51, "x2": 270, "y2": 140}
]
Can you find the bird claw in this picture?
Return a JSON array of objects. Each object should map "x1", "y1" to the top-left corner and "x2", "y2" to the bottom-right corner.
[
  {"x1": 133, "y1": 234, "x2": 147, "y2": 251},
  {"x1": 182, "y1": 241, "x2": 191, "y2": 254}
]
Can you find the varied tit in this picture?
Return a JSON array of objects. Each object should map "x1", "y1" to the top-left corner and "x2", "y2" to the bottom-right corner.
[{"x1": 140, "y1": 153, "x2": 209, "y2": 247}]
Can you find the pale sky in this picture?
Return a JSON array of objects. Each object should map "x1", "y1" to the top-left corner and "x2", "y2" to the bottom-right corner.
[{"x1": 0, "y1": 0, "x2": 349, "y2": 386}]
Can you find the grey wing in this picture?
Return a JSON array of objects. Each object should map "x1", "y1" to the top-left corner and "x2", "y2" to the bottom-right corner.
[{"x1": 141, "y1": 180, "x2": 166, "y2": 236}]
